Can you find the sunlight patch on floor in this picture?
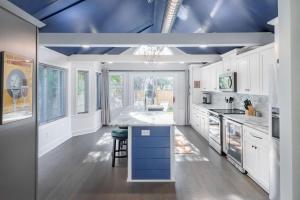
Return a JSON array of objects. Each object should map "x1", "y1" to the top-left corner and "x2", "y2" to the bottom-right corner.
[
  {"x1": 96, "y1": 132, "x2": 112, "y2": 146},
  {"x1": 82, "y1": 151, "x2": 111, "y2": 163},
  {"x1": 175, "y1": 127, "x2": 210, "y2": 162}
]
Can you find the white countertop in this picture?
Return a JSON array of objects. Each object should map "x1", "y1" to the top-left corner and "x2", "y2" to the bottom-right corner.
[
  {"x1": 193, "y1": 103, "x2": 269, "y2": 134},
  {"x1": 223, "y1": 114, "x2": 269, "y2": 134},
  {"x1": 110, "y1": 111, "x2": 174, "y2": 126}
]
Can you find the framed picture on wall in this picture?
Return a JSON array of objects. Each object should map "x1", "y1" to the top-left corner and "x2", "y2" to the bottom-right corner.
[
  {"x1": 0, "y1": 52, "x2": 33, "y2": 124},
  {"x1": 194, "y1": 80, "x2": 200, "y2": 88}
]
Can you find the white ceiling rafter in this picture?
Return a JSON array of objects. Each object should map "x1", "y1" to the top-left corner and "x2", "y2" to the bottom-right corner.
[{"x1": 39, "y1": 32, "x2": 274, "y2": 47}]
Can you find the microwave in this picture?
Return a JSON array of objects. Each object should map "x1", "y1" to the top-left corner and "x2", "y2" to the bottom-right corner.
[{"x1": 219, "y1": 72, "x2": 237, "y2": 92}]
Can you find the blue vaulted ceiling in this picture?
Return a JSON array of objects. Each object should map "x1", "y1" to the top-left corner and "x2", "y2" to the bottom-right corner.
[{"x1": 9, "y1": 0, "x2": 277, "y2": 55}]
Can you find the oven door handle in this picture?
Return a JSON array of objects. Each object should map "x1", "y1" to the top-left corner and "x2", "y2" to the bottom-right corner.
[{"x1": 249, "y1": 132, "x2": 263, "y2": 140}]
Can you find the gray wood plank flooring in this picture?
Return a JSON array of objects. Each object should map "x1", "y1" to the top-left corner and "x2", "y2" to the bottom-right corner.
[{"x1": 38, "y1": 126, "x2": 268, "y2": 200}]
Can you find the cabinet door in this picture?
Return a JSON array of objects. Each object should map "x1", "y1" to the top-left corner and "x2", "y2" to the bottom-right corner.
[
  {"x1": 249, "y1": 53, "x2": 261, "y2": 95},
  {"x1": 243, "y1": 137, "x2": 257, "y2": 176},
  {"x1": 201, "y1": 67, "x2": 210, "y2": 91},
  {"x1": 203, "y1": 114, "x2": 209, "y2": 140},
  {"x1": 237, "y1": 56, "x2": 250, "y2": 94},
  {"x1": 210, "y1": 64, "x2": 218, "y2": 91},
  {"x1": 260, "y1": 48, "x2": 275, "y2": 95},
  {"x1": 256, "y1": 143, "x2": 270, "y2": 191},
  {"x1": 216, "y1": 62, "x2": 224, "y2": 92}
]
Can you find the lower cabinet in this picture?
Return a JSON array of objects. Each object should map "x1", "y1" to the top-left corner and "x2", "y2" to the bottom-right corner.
[
  {"x1": 190, "y1": 105, "x2": 209, "y2": 141},
  {"x1": 243, "y1": 126, "x2": 270, "y2": 192}
]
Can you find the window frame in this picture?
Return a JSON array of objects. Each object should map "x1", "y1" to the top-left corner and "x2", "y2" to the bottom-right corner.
[
  {"x1": 96, "y1": 72, "x2": 102, "y2": 111},
  {"x1": 76, "y1": 69, "x2": 89, "y2": 114},
  {"x1": 38, "y1": 63, "x2": 68, "y2": 125}
]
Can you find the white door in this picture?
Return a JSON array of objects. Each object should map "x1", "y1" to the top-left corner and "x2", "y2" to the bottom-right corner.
[{"x1": 173, "y1": 71, "x2": 187, "y2": 125}]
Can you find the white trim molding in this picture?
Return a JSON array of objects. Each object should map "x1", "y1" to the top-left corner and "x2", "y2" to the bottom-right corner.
[
  {"x1": 39, "y1": 32, "x2": 274, "y2": 47},
  {"x1": 0, "y1": 0, "x2": 45, "y2": 28}
]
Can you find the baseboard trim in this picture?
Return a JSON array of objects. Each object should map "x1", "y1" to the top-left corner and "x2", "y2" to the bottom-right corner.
[
  {"x1": 72, "y1": 124, "x2": 102, "y2": 137},
  {"x1": 38, "y1": 134, "x2": 71, "y2": 157}
]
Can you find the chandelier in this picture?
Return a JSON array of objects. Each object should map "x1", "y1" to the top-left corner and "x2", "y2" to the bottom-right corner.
[{"x1": 134, "y1": 45, "x2": 173, "y2": 63}]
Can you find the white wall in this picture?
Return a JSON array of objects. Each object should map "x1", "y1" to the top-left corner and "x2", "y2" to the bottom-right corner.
[
  {"x1": 70, "y1": 61, "x2": 102, "y2": 136},
  {"x1": 38, "y1": 46, "x2": 72, "y2": 157},
  {"x1": 279, "y1": 0, "x2": 300, "y2": 199}
]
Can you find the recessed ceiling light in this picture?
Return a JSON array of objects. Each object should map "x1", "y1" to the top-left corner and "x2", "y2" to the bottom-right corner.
[
  {"x1": 81, "y1": 44, "x2": 90, "y2": 49},
  {"x1": 108, "y1": 61, "x2": 113, "y2": 64},
  {"x1": 180, "y1": 61, "x2": 185, "y2": 64},
  {"x1": 199, "y1": 45, "x2": 208, "y2": 49}
]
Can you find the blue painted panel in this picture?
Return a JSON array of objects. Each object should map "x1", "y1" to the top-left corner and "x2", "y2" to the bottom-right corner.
[
  {"x1": 132, "y1": 159, "x2": 170, "y2": 170},
  {"x1": 132, "y1": 126, "x2": 170, "y2": 137},
  {"x1": 132, "y1": 137, "x2": 170, "y2": 148},
  {"x1": 132, "y1": 170, "x2": 170, "y2": 180},
  {"x1": 39, "y1": 0, "x2": 154, "y2": 33},
  {"x1": 173, "y1": 0, "x2": 278, "y2": 33},
  {"x1": 133, "y1": 148, "x2": 170, "y2": 159}
]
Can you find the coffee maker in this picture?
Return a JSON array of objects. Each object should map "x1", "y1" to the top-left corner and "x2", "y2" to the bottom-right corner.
[{"x1": 202, "y1": 92, "x2": 211, "y2": 104}]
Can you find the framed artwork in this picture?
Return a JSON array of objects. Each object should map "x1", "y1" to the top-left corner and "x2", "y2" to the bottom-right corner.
[
  {"x1": 194, "y1": 80, "x2": 200, "y2": 88},
  {"x1": 0, "y1": 52, "x2": 33, "y2": 124}
]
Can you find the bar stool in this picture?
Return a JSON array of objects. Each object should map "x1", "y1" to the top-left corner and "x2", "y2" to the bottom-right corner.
[{"x1": 111, "y1": 128, "x2": 128, "y2": 167}]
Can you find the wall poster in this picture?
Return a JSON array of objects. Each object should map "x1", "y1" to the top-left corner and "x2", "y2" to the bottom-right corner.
[{"x1": 0, "y1": 52, "x2": 33, "y2": 124}]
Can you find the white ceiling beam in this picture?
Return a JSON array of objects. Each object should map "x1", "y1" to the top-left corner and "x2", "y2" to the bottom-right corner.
[
  {"x1": 40, "y1": 32, "x2": 274, "y2": 47},
  {"x1": 68, "y1": 54, "x2": 221, "y2": 63},
  {"x1": 0, "y1": 0, "x2": 46, "y2": 28}
]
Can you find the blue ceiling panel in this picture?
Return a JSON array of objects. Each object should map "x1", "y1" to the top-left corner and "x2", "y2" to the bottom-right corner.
[
  {"x1": 173, "y1": 0, "x2": 278, "y2": 33},
  {"x1": 9, "y1": 0, "x2": 59, "y2": 14},
  {"x1": 39, "y1": 0, "x2": 154, "y2": 33},
  {"x1": 49, "y1": 47, "x2": 128, "y2": 56}
]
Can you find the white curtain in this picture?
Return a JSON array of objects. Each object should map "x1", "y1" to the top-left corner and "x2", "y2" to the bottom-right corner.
[{"x1": 101, "y1": 68, "x2": 110, "y2": 125}]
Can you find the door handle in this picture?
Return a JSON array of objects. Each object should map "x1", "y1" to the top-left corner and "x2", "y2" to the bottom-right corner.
[
  {"x1": 249, "y1": 133, "x2": 263, "y2": 140},
  {"x1": 173, "y1": 96, "x2": 175, "y2": 103}
]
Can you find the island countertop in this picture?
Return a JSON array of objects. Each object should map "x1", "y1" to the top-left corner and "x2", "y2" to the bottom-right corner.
[{"x1": 110, "y1": 111, "x2": 174, "y2": 126}]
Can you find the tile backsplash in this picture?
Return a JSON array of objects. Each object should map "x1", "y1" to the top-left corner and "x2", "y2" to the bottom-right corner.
[{"x1": 199, "y1": 92, "x2": 269, "y2": 119}]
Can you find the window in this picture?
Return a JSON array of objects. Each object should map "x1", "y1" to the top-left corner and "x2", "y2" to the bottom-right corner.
[
  {"x1": 76, "y1": 70, "x2": 89, "y2": 113},
  {"x1": 38, "y1": 64, "x2": 66, "y2": 124},
  {"x1": 109, "y1": 74, "x2": 124, "y2": 111},
  {"x1": 96, "y1": 73, "x2": 102, "y2": 110}
]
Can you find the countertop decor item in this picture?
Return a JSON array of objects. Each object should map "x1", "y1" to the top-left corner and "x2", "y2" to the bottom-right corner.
[{"x1": 244, "y1": 99, "x2": 256, "y2": 116}]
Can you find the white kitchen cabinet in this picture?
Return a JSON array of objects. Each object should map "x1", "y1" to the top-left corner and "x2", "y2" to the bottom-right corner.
[
  {"x1": 200, "y1": 113, "x2": 209, "y2": 140},
  {"x1": 249, "y1": 53, "x2": 261, "y2": 95},
  {"x1": 215, "y1": 62, "x2": 224, "y2": 92},
  {"x1": 243, "y1": 126, "x2": 270, "y2": 192},
  {"x1": 223, "y1": 56, "x2": 237, "y2": 73},
  {"x1": 237, "y1": 55, "x2": 250, "y2": 94},
  {"x1": 190, "y1": 105, "x2": 209, "y2": 141},
  {"x1": 237, "y1": 53, "x2": 261, "y2": 95},
  {"x1": 260, "y1": 47, "x2": 275, "y2": 95}
]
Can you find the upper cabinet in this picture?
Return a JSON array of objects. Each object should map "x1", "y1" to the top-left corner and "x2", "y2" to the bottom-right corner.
[
  {"x1": 200, "y1": 61, "x2": 223, "y2": 92},
  {"x1": 222, "y1": 50, "x2": 237, "y2": 73},
  {"x1": 237, "y1": 52, "x2": 261, "y2": 95},
  {"x1": 260, "y1": 47, "x2": 275, "y2": 95},
  {"x1": 196, "y1": 43, "x2": 275, "y2": 96}
]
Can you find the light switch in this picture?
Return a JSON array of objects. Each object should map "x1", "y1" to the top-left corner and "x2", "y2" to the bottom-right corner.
[{"x1": 141, "y1": 130, "x2": 150, "y2": 136}]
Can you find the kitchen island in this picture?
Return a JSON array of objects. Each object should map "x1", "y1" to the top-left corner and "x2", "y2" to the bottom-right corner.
[{"x1": 110, "y1": 111, "x2": 175, "y2": 182}]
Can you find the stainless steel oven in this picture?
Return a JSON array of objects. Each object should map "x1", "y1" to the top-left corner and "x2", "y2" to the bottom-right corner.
[
  {"x1": 226, "y1": 119, "x2": 245, "y2": 173},
  {"x1": 208, "y1": 112, "x2": 222, "y2": 154}
]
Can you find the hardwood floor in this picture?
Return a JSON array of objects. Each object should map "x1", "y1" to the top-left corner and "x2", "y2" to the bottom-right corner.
[{"x1": 38, "y1": 126, "x2": 268, "y2": 200}]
